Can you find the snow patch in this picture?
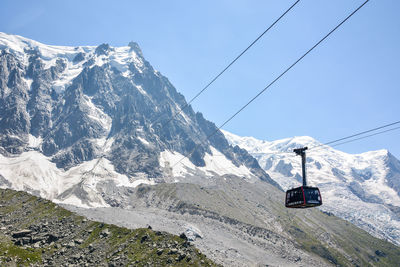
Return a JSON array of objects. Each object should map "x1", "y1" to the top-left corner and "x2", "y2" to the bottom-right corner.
[
  {"x1": 94, "y1": 54, "x2": 108, "y2": 67},
  {"x1": 52, "y1": 61, "x2": 84, "y2": 93},
  {"x1": 160, "y1": 150, "x2": 196, "y2": 178},
  {"x1": 204, "y1": 147, "x2": 252, "y2": 177},
  {"x1": 92, "y1": 45, "x2": 144, "y2": 74},
  {"x1": 83, "y1": 96, "x2": 112, "y2": 133},
  {"x1": 0, "y1": 32, "x2": 93, "y2": 92},
  {"x1": 135, "y1": 84, "x2": 149, "y2": 97},
  {"x1": 175, "y1": 103, "x2": 191, "y2": 123},
  {"x1": 53, "y1": 195, "x2": 104, "y2": 209},
  {"x1": 184, "y1": 224, "x2": 203, "y2": 241},
  {"x1": 92, "y1": 137, "x2": 114, "y2": 153},
  {"x1": 137, "y1": 136, "x2": 150, "y2": 146},
  {"x1": 22, "y1": 77, "x2": 33, "y2": 90},
  {"x1": 0, "y1": 151, "x2": 79, "y2": 200},
  {"x1": 0, "y1": 151, "x2": 154, "y2": 208},
  {"x1": 28, "y1": 134, "x2": 42, "y2": 148},
  {"x1": 159, "y1": 146, "x2": 253, "y2": 179}
]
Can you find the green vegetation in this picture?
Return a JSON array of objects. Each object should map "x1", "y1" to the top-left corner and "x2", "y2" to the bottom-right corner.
[
  {"x1": 0, "y1": 188, "x2": 219, "y2": 266},
  {"x1": 0, "y1": 239, "x2": 42, "y2": 266}
]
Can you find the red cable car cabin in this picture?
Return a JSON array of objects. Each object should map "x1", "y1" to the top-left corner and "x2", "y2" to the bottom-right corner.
[{"x1": 285, "y1": 186, "x2": 322, "y2": 208}]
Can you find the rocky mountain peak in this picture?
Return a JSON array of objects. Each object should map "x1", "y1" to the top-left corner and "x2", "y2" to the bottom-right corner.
[
  {"x1": 0, "y1": 32, "x2": 278, "y2": 208},
  {"x1": 95, "y1": 43, "x2": 112, "y2": 56},
  {"x1": 128, "y1": 41, "x2": 143, "y2": 57}
]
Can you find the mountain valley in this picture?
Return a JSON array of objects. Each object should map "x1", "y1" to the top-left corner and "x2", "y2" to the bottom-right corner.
[{"x1": 1, "y1": 32, "x2": 400, "y2": 266}]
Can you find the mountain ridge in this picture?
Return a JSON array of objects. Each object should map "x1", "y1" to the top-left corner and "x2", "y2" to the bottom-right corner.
[{"x1": 0, "y1": 31, "x2": 277, "y2": 207}]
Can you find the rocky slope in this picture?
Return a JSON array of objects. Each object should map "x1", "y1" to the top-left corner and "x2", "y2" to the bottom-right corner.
[
  {"x1": 68, "y1": 177, "x2": 400, "y2": 267},
  {"x1": 0, "y1": 188, "x2": 218, "y2": 266},
  {"x1": 222, "y1": 130, "x2": 400, "y2": 246}
]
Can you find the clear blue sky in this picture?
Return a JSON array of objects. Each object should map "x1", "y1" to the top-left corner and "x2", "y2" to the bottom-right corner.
[{"x1": 1, "y1": 0, "x2": 399, "y2": 158}]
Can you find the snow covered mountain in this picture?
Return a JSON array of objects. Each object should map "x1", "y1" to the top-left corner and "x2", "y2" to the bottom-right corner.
[
  {"x1": 2, "y1": 32, "x2": 400, "y2": 266},
  {"x1": 0, "y1": 32, "x2": 275, "y2": 207},
  {"x1": 223, "y1": 130, "x2": 400, "y2": 245}
]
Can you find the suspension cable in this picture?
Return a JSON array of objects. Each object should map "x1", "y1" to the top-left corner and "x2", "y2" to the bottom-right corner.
[
  {"x1": 309, "y1": 120, "x2": 400, "y2": 150},
  {"x1": 171, "y1": 0, "x2": 370, "y2": 168},
  {"x1": 154, "y1": 0, "x2": 301, "y2": 128}
]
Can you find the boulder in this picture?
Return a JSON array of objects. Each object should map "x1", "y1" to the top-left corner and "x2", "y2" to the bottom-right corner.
[{"x1": 11, "y1": 229, "x2": 32, "y2": 238}]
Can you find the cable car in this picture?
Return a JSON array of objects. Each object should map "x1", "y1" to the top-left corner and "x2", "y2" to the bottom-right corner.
[
  {"x1": 285, "y1": 186, "x2": 322, "y2": 208},
  {"x1": 285, "y1": 147, "x2": 322, "y2": 208}
]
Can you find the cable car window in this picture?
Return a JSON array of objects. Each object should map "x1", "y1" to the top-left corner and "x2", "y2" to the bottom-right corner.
[{"x1": 286, "y1": 186, "x2": 322, "y2": 208}]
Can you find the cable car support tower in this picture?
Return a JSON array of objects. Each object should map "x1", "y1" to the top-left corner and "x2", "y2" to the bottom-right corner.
[{"x1": 294, "y1": 147, "x2": 308, "y2": 187}]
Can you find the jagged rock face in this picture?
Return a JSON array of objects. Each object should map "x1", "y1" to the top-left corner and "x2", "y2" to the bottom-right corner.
[
  {"x1": 0, "y1": 51, "x2": 30, "y2": 153},
  {"x1": 0, "y1": 32, "x2": 277, "y2": 191}
]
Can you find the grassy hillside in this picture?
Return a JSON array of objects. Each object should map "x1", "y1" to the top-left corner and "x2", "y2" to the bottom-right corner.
[{"x1": 0, "y1": 188, "x2": 219, "y2": 266}]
